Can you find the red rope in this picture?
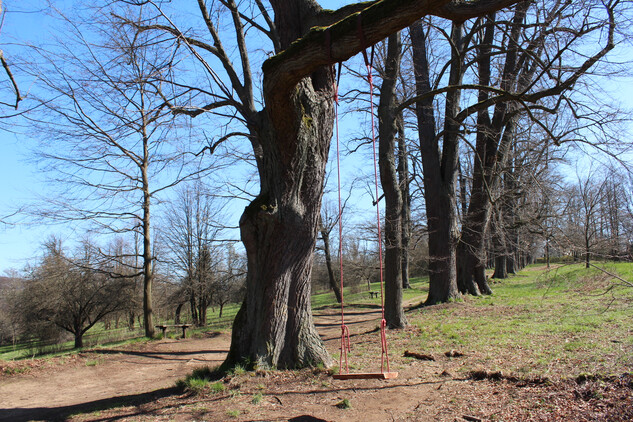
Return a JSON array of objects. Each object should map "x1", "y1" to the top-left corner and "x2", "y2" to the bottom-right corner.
[
  {"x1": 331, "y1": 21, "x2": 391, "y2": 374},
  {"x1": 333, "y1": 62, "x2": 350, "y2": 375},
  {"x1": 364, "y1": 47, "x2": 391, "y2": 374}
]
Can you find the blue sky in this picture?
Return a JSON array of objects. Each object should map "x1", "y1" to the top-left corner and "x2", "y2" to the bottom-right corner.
[
  {"x1": 1, "y1": 0, "x2": 632, "y2": 274},
  {"x1": 0, "y1": 0, "x2": 64, "y2": 272},
  {"x1": 0, "y1": 0, "x2": 359, "y2": 273}
]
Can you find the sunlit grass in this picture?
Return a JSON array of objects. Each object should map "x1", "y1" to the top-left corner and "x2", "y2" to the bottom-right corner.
[
  {"x1": 311, "y1": 276, "x2": 429, "y2": 309},
  {"x1": 405, "y1": 263, "x2": 633, "y2": 379}
]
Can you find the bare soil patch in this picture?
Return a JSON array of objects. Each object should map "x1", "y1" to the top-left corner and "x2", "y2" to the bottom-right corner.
[
  {"x1": 0, "y1": 332, "x2": 229, "y2": 422},
  {"x1": 1, "y1": 305, "x2": 631, "y2": 422}
]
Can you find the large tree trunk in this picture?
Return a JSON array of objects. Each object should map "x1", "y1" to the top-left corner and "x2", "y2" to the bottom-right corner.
[
  {"x1": 378, "y1": 31, "x2": 407, "y2": 329},
  {"x1": 411, "y1": 21, "x2": 461, "y2": 305},
  {"x1": 458, "y1": 201, "x2": 494, "y2": 295},
  {"x1": 226, "y1": 74, "x2": 334, "y2": 369},
  {"x1": 73, "y1": 319, "x2": 84, "y2": 349},
  {"x1": 456, "y1": 14, "x2": 495, "y2": 297},
  {"x1": 493, "y1": 255, "x2": 507, "y2": 279}
]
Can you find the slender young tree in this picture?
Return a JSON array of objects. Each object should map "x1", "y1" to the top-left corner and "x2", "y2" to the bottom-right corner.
[
  {"x1": 29, "y1": 11, "x2": 209, "y2": 338},
  {"x1": 318, "y1": 200, "x2": 344, "y2": 304}
]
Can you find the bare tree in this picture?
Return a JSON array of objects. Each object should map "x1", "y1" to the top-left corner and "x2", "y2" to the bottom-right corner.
[
  {"x1": 20, "y1": 237, "x2": 128, "y2": 348},
  {"x1": 566, "y1": 169, "x2": 608, "y2": 268},
  {"x1": 402, "y1": 0, "x2": 624, "y2": 303},
  {"x1": 28, "y1": 10, "x2": 213, "y2": 338},
  {"x1": 409, "y1": 19, "x2": 464, "y2": 304},
  {"x1": 212, "y1": 244, "x2": 246, "y2": 318},
  {"x1": 103, "y1": 235, "x2": 143, "y2": 330},
  {"x1": 318, "y1": 199, "x2": 343, "y2": 303},
  {"x1": 160, "y1": 182, "x2": 228, "y2": 326}
]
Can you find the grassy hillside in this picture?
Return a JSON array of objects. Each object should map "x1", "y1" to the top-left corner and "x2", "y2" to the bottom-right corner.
[
  {"x1": 2, "y1": 262, "x2": 632, "y2": 380},
  {"x1": 398, "y1": 263, "x2": 632, "y2": 379}
]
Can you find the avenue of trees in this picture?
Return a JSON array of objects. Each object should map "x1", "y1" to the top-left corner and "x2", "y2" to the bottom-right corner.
[{"x1": 1, "y1": 0, "x2": 632, "y2": 370}]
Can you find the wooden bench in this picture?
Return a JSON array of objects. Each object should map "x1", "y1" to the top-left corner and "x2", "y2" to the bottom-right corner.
[
  {"x1": 369, "y1": 291, "x2": 379, "y2": 299},
  {"x1": 155, "y1": 324, "x2": 192, "y2": 338}
]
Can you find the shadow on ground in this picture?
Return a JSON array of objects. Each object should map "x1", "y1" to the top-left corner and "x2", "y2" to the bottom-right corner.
[{"x1": 0, "y1": 386, "x2": 180, "y2": 422}]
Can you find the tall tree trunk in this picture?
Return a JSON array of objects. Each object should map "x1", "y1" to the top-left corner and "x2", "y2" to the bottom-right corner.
[
  {"x1": 493, "y1": 255, "x2": 507, "y2": 279},
  {"x1": 226, "y1": 70, "x2": 334, "y2": 368},
  {"x1": 411, "y1": 20, "x2": 461, "y2": 305},
  {"x1": 320, "y1": 227, "x2": 342, "y2": 303},
  {"x1": 457, "y1": 14, "x2": 496, "y2": 297},
  {"x1": 397, "y1": 113, "x2": 412, "y2": 289},
  {"x1": 142, "y1": 165, "x2": 155, "y2": 338},
  {"x1": 378, "y1": 31, "x2": 407, "y2": 329}
]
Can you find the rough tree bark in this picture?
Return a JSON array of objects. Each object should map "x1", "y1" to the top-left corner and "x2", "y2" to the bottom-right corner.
[
  {"x1": 411, "y1": 20, "x2": 462, "y2": 305},
  {"x1": 378, "y1": 31, "x2": 407, "y2": 329}
]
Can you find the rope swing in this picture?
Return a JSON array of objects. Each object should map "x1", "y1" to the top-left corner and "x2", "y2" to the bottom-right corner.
[{"x1": 329, "y1": 18, "x2": 397, "y2": 381}]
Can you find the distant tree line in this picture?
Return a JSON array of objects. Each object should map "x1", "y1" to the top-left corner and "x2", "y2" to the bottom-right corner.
[{"x1": 0, "y1": 182, "x2": 246, "y2": 351}]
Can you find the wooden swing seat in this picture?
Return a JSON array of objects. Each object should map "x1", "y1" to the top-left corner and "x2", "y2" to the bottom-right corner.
[{"x1": 333, "y1": 372, "x2": 398, "y2": 380}]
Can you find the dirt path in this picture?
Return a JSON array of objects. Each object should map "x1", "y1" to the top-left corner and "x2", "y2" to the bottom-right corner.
[
  {"x1": 0, "y1": 307, "x2": 383, "y2": 422},
  {"x1": 3, "y1": 303, "x2": 631, "y2": 421}
]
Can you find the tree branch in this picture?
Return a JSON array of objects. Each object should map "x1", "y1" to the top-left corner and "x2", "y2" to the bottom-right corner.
[
  {"x1": 263, "y1": 0, "x2": 520, "y2": 127},
  {"x1": 0, "y1": 50, "x2": 23, "y2": 109}
]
